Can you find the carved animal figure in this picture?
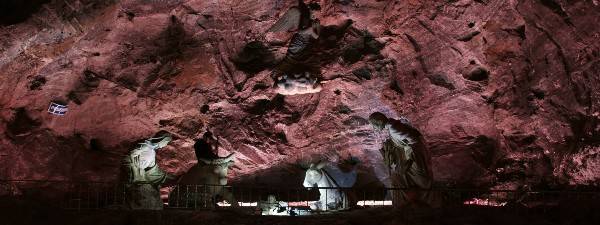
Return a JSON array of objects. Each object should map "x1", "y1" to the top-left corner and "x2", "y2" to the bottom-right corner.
[
  {"x1": 168, "y1": 136, "x2": 237, "y2": 208},
  {"x1": 303, "y1": 161, "x2": 357, "y2": 211}
]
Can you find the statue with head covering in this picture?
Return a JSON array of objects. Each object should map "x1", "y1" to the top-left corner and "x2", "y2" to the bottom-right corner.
[
  {"x1": 123, "y1": 134, "x2": 172, "y2": 210},
  {"x1": 369, "y1": 112, "x2": 439, "y2": 207}
]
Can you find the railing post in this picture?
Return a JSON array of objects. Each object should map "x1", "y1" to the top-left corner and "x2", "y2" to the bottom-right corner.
[
  {"x1": 103, "y1": 185, "x2": 108, "y2": 209},
  {"x1": 363, "y1": 189, "x2": 366, "y2": 207},
  {"x1": 240, "y1": 185, "x2": 244, "y2": 206},
  {"x1": 123, "y1": 183, "x2": 127, "y2": 206},
  {"x1": 542, "y1": 191, "x2": 547, "y2": 214},
  {"x1": 194, "y1": 185, "x2": 198, "y2": 209},
  {"x1": 185, "y1": 185, "x2": 189, "y2": 209},
  {"x1": 305, "y1": 187, "x2": 308, "y2": 208},
  {"x1": 77, "y1": 183, "x2": 81, "y2": 211},
  {"x1": 325, "y1": 187, "x2": 327, "y2": 211},
  {"x1": 210, "y1": 185, "x2": 214, "y2": 208},
  {"x1": 86, "y1": 183, "x2": 90, "y2": 209},
  {"x1": 113, "y1": 183, "x2": 117, "y2": 207},
  {"x1": 95, "y1": 184, "x2": 99, "y2": 209},
  {"x1": 203, "y1": 185, "x2": 207, "y2": 208},
  {"x1": 382, "y1": 187, "x2": 385, "y2": 206},
  {"x1": 249, "y1": 186, "x2": 253, "y2": 208},
  {"x1": 176, "y1": 185, "x2": 180, "y2": 208}
]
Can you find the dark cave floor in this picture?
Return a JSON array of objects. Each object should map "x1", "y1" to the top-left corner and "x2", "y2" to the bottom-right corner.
[{"x1": 2, "y1": 204, "x2": 599, "y2": 225}]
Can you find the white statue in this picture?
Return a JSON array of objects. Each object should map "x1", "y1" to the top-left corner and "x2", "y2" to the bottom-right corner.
[
  {"x1": 123, "y1": 134, "x2": 172, "y2": 210},
  {"x1": 303, "y1": 160, "x2": 358, "y2": 211}
]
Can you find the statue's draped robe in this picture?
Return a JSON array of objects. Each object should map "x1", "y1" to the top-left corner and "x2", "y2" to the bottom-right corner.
[
  {"x1": 275, "y1": 30, "x2": 319, "y2": 75},
  {"x1": 123, "y1": 144, "x2": 168, "y2": 210},
  {"x1": 305, "y1": 164, "x2": 357, "y2": 211},
  {"x1": 323, "y1": 165, "x2": 357, "y2": 188},
  {"x1": 323, "y1": 165, "x2": 357, "y2": 210},
  {"x1": 276, "y1": 22, "x2": 352, "y2": 76},
  {"x1": 380, "y1": 120, "x2": 437, "y2": 206}
]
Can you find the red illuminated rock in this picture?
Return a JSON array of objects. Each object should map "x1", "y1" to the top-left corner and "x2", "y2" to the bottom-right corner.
[{"x1": 0, "y1": 0, "x2": 598, "y2": 189}]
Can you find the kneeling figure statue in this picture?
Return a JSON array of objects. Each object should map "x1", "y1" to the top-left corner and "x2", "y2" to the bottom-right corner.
[
  {"x1": 122, "y1": 134, "x2": 172, "y2": 210},
  {"x1": 303, "y1": 160, "x2": 358, "y2": 211}
]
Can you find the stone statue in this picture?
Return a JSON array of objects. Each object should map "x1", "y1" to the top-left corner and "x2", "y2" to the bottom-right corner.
[
  {"x1": 169, "y1": 132, "x2": 238, "y2": 208},
  {"x1": 368, "y1": 112, "x2": 438, "y2": 207},
  {"x1": 123, "y1": 134, "x2": 172, "y2": 210},
  {"x1": 268, "y1": 0, "x2": 353, "y2": 95},
  {"x1": 273, "y1": 18, "x2": 322, "y2": 95},
  {"x1": 267, "y1": 0, "x2": 312, "y2": 33},
  {"x1": 303, "y1": 160, "x2": 358, "y2": 211}
]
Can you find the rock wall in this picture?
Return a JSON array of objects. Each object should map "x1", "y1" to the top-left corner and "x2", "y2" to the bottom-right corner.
[{"x1": 0, "y1": 0, "x2": 599, "y2": 189}]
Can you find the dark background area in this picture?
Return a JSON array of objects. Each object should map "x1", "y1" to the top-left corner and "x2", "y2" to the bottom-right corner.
[{"x1": 0, "y1": 0, "x2": 50, "y2": 26}]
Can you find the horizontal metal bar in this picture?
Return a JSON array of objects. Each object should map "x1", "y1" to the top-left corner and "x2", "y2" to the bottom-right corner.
[{"x1": 2, "y1": 182, "x2": 598, "y2": 194}]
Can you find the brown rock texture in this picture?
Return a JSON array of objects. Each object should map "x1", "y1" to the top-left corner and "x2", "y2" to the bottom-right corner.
[{"x1": 1, "y1": 0, "x2": 599, "y2": 190}]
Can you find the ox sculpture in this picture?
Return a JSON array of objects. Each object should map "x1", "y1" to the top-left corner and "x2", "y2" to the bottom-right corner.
[{"x1": 168, "y1": 153, "x2": 237, "y2": 208}]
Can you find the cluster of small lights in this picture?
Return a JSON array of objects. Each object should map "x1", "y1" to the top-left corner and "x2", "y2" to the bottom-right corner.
[
  {"x1": 213, "y1": 200, "x2": 393, "y2": 207},
  {"x1": 356, "y1": 200, "x2": 393, "y2": 206},
  {"x1": 463, "y1": 198, "x2": 507, "y2": 207},
  {"x1": 210, "y1": 199, "x2": 509, "y2": 207}
]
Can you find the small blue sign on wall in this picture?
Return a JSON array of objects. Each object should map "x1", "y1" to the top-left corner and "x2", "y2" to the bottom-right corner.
[{"x1": 48, "y1": 102, "x2": 68, "y2": 115}]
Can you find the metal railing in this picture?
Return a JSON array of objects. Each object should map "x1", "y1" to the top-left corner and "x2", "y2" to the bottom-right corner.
[
  {"x1": 2, "y1": 180, "x2": 599, "y2": 215},
  {"x1": 0, "y1": 180, "x2": 129, "y2": 209}
]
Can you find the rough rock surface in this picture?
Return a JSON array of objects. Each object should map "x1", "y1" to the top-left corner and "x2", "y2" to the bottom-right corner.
[{"x1": 1, "y1": 0, "x2": 599, "y2": 190}]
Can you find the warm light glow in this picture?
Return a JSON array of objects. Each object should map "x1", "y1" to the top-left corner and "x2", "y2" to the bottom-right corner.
[
  {"x1": 463, "y1": 198, "x2": 507, "y2": 207},
  {"x1": 216, "y1": 201, "x2": 257, "y2": 207},
  {"x1": 239, "y1": 202, "x2": 258, "y2": 207},
  {"x1": 285, "y1": 201, "x2": 315, "y2": 207},
  {"x1": 215, "y1": 201, "x2": 316, "y2": 207},
  {"x1": 213, "y1": 200, "x2": 393, "y2": 207},
  {"x1": 356, "y1": 200, "x2": 393, "y2": 206}
]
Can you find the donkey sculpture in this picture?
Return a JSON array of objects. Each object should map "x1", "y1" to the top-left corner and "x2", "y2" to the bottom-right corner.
[
  {"x1": 303, "y1": 160, "x2": 358, "y2": 211},
  {"x1": 168, "y1": 153, "x2": 237, "y2": 208}
]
